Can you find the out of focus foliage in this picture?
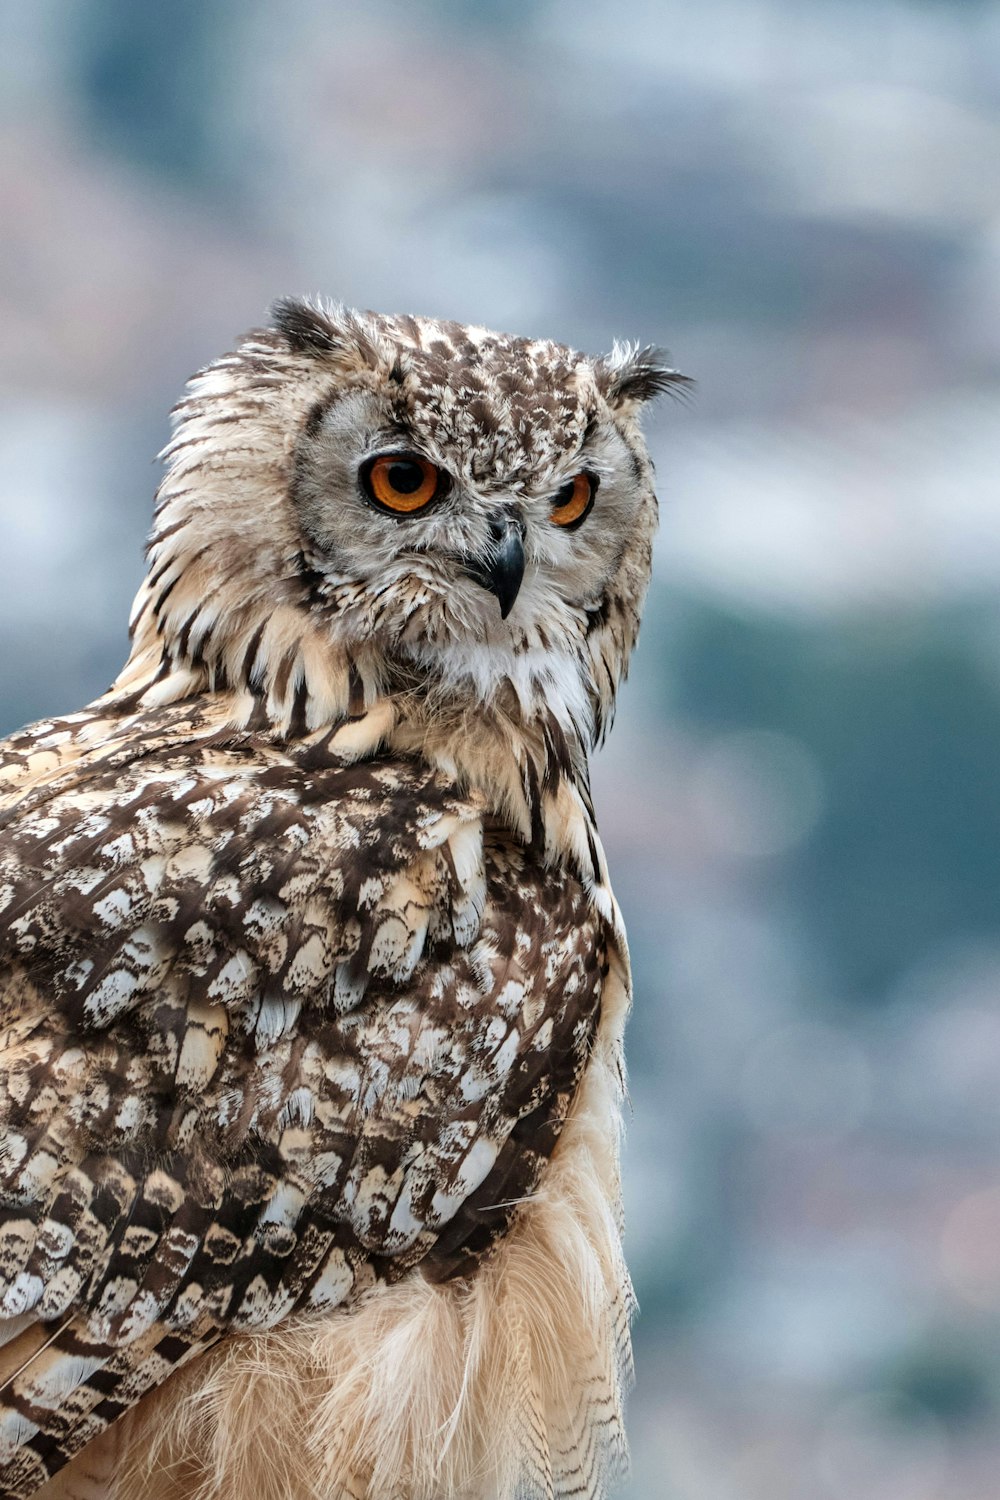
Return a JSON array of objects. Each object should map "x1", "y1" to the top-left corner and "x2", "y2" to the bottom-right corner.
[{"x1": 666, "y1": 600, "x2": 1000, "y2": 1003}]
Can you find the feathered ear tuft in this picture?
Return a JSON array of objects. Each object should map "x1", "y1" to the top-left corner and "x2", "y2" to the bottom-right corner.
[
  {"x1": 599, "y1": 342, "x2": 693, "y2": 412},
  {"x1": 271, "y1": 297, "x2": 346, "y2": 356}
]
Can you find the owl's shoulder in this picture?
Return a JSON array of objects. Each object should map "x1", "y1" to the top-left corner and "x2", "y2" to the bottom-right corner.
[
  {"x1": 0, "y1": 703, "x2": 499, "y2": 1031},
  {"x1": 0, "y1": 701, "x2": 607, "y2": 1351}
]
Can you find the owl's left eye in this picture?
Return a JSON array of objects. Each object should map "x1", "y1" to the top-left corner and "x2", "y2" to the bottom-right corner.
[
  {"x1": 550, "y1": 472, "x2": 597, "y2": 530},
  {"x1": 360, "y1": 453, "x2": 444, "y2": 515}
]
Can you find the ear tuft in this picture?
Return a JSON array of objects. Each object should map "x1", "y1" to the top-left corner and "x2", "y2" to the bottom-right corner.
[
  {"x1": 271, "y1": 297, "x2": 345, "y2": 356},
  {"x1": 599, "y1": 343, "x2": 693, "y2": 411}
]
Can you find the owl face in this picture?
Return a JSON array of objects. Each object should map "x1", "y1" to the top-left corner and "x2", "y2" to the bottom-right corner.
[
  {"x1": 141, "y1": 301, "x2": 684, "y2": 744},
  {"x1": 278, "y1": 305, "x2": 678, "y2": 700},
  {"x1": 291, "y1": 372, "x2": 646, "y2": 646}
]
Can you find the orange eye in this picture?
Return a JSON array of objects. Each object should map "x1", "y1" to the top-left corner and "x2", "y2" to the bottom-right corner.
[
  {"x1": 361, "y1": 453, "x2": 442, "y2": 515},
  {"x1": 550, "y1": 472, "x2": 597, "y2": 529}
]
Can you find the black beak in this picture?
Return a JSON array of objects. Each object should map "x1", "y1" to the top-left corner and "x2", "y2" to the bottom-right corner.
[{"x1": 464, "y1": 514, "x2": 526, "y2": 620}]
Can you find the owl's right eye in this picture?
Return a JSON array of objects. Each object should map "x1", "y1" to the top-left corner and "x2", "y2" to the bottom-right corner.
[
  {"x1": 550, "y1": 472, "x2": 597, "y2": 530},
  {"x1": 360, "y1": 453, "x2": 444, "y2": 516}
]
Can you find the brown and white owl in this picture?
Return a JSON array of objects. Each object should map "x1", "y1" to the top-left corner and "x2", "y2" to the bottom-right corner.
[{"x1": 0, "y1": 300, "x2": 684, "y2": 1500}]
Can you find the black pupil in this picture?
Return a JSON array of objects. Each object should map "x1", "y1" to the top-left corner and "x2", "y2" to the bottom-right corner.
[
  {"x1": 387, "y1": 460, "x2": 425, "y2": 495},
  {"x1": 554, "y1": 479, "x2": 577, "y2": 508}
]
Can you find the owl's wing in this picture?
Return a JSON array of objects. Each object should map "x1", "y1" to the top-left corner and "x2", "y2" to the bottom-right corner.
[{"x1": 0, "y1": 724, "x2": 605, "y2": 1496}]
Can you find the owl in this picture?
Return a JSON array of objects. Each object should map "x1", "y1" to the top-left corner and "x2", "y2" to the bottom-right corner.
[{"x1": 0, "y1": 300, "x2": 683, "y2": 1500}]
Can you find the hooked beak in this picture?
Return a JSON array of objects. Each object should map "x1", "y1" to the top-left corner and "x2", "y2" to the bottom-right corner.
[{"x1": 464, "y1": 514, "x2": 526, "y2": 620}]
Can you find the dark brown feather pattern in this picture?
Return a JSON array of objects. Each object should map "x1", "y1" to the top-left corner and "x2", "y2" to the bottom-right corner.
[{"x1": 0, "y1": 710, "x2": 605, "y2": 1493}]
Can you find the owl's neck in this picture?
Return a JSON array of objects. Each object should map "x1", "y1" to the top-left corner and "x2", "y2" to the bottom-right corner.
[{"x1": 109, "y1": 588, "x2": 613, "y2": 906}]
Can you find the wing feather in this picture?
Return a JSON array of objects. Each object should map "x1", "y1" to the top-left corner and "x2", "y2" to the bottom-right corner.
[{"x1": 0, "y1": 712, "x2": 606, "y2": 1495}]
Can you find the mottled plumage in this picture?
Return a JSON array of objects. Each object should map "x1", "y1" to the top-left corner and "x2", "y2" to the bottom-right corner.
[{"x1": 0, "y1": 301, "x2": 683, "y2": 1499}]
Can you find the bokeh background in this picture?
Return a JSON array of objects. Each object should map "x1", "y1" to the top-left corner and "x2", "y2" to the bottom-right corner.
[{"x1": 3, "y1": 2, "x2": 1000, "y2": 1495}]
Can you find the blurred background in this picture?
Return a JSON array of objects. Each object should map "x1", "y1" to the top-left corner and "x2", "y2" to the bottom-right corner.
[{"x1": 2, "y1": 1, "x2": 1000, "y2": 1494}]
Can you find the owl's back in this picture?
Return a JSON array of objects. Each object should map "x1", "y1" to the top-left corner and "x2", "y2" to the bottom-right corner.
[{"x1": 0, "y1": 703, "x2": 612, "y2": 1497}]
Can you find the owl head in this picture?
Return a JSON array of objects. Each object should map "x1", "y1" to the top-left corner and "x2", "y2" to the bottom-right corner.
[{"x1": 124, "y1": 300, "x2": 685, "y2": 753}]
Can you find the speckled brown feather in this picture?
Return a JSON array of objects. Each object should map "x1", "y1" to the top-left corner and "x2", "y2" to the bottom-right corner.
[
  {"x1": 0, "y1": 708, "x2": 605, "y2": 1491},
  {"x1": 0, "y1": 300, "x2": 679, "y2": 1499}
]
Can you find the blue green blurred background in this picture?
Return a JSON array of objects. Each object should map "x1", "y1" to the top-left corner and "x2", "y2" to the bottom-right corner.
[{"x1": 3, "y1": 2, "x2": 1000, "y2": 1495}]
